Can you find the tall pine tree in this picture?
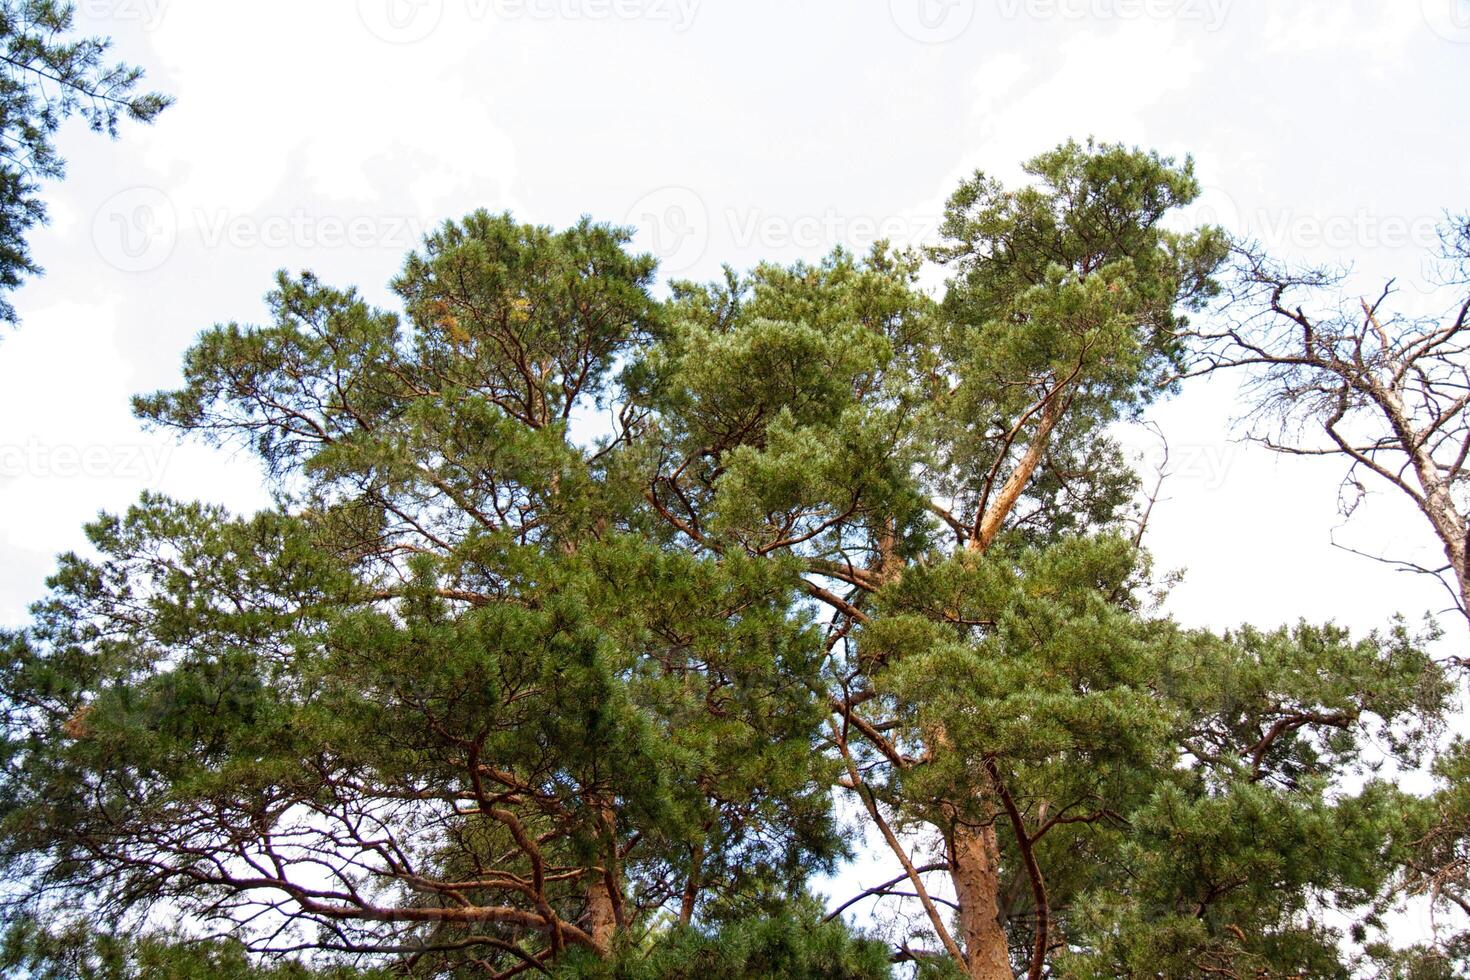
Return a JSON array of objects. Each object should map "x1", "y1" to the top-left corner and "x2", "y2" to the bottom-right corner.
[{"x1": 0, "y1": 143, "x2": 1452, "y2": 977}]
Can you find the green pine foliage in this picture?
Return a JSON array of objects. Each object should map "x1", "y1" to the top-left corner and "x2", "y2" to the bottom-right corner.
[
  {"x1": 0, "y1": 144, "x2": 1457, "y2": 977},
  {"x1": 553, "y1": 902, "x2": 893, "y2": 980},
  {"x1": 0, "y1": 0, "x2": 170, "y2": 322},
  {"x1": 1, "y1": 918, "x2": 387, "y2": 978}
]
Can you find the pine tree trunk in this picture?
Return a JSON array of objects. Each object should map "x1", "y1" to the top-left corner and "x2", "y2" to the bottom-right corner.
[
  {"x1": 946, "y1": 408, "x2": 1064, "y2": 978},
  {"x1": 585, "y1": 800, "x2": 623, "y2": 953},
  {"x1": 585, "y1": 873, "x2": 619, "y2": 951},
  {"x1": 950, "y1": 822, "x2": 1014, "y2": 979},
  {"x1": 930, "y1": 726, "x2": 1013, "y2": 977}
]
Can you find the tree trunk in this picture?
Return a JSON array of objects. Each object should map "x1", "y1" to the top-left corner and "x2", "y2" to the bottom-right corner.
[
  {"x1": 1358, "y1": 379, "x2": 1469, "y2": 618},
  {"x1": 947, "y1": 410, "x2": 1059, "y2": 978},
  {"x1": 678, "y1": 841, "x2": 703, "y2": 926},
  {"x1": 974, "y1": 395, "x2": 1063, "y2": 552},
  {"x1": 585, "y1": 801, "x2": 623, "y2": 953},
  {"x1": 950, "y1": 821, "x2": 1014, "y2": 979},
  {"x1": 871, "y1": 399, "x2": 1051, "y2": 978},
  {"x1": 585, "y1": 872, "x2": 618, "y2": 951}
]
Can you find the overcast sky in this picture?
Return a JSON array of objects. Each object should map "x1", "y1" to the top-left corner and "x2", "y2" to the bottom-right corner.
[{"x1": 0, "y1": 0, "x2": 1464, "y2": 946}]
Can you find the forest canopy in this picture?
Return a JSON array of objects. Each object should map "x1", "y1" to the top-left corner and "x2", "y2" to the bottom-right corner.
[{"x1": 0, "y1": 141, "x2": 1462, "y2": 979}]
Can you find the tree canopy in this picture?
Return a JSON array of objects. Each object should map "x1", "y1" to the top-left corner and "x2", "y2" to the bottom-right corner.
[{"x1": 0, "y1": 141, "x2": 1458, "y2": 978}]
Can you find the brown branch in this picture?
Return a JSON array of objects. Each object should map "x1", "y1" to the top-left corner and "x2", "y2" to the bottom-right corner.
[
  {"x1": 829, "y1": 719, "x2": 968, "y2": 968},
  {"x1": 984, "y1": 757, "x2": 1048, "y2": 980},
  {"x1": 823, "y1": 863, "x2": 953, "y2": 922}
]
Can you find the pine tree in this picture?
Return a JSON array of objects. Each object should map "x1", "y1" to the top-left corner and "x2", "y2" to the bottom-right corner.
[{"x1": 0, "y1": 143, "x2": 1452, "y2": 977}]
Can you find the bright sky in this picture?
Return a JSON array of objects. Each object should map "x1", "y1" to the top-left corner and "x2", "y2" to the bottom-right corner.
[{"x1": 0, "y1": 0, "x2": 1465, "y2": 944}]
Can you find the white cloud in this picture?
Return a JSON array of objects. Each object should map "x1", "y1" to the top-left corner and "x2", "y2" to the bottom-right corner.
[
  {"x1": 139, "y1": 3, "x2": 517, "y2": 220},
  {"x1": 949, "y1": 18, "x2": 1205, "y2": 191},
  {"x1": 1262, "y1": 1, "x2": 1423, "y2": 73}
]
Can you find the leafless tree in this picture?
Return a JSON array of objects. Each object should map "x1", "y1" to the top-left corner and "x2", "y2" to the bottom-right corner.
[{"x1": 1183, "y1": 217, "x2": 1470, "y2": 631}]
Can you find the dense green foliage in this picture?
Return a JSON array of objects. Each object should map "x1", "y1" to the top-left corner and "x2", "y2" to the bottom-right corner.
[
  {"x1": 554, "y1": 906, "x2": 895, "y2": 980},
  {"x1": 0, "y1": 0, "x2": 170, "y2": 322},
  {"x1": 2, "y1": 918, "x2": 388, "y2": 979},
  {"x1": 0, "y1": 142, "x2": 1458, "y2": 977}
]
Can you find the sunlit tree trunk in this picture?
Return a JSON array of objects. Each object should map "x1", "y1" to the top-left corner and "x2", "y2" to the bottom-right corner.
[{"x1": 950, "y1": 823, "x2": 1014, "y2": 979}]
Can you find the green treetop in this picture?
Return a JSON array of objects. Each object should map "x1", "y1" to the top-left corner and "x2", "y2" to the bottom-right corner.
[{"x1": 0, "y1": 142, "x2": 1454, "y2": 978}]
